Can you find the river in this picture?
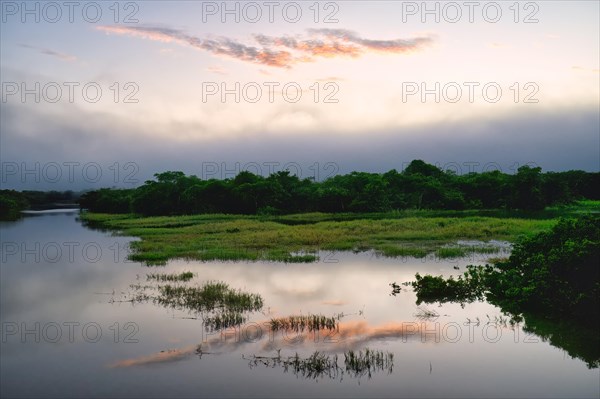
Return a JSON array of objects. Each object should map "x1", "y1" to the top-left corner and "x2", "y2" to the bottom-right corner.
[{"x1": 1, "y1": 210, "x2": 598, "y2": 398}]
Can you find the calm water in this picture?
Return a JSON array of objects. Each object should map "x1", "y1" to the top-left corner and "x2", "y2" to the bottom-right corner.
[{"x1": 1, "y1": 211, "x2": 598, "y2": 398}]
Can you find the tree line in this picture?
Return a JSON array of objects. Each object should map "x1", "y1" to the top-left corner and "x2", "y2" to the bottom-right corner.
[
  {"x1": 0, "y1": 190, "x2": 79, "y2": 220},
  {"x1": 77, "y1": 160, "x2": 600, "y2": 216}
]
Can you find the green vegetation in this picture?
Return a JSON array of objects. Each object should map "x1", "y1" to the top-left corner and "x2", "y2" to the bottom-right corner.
[
  {"x1": 146, "y1": 271, "x2": 194, "y2": 282},
  {"x1": 79, "y1": 209, "x2": 577, "y2": 264},
  {"x1": 78, "y1": 161, "x2": 599, "y2": 216},
  {"x1": 413, "y1": 306, "x2": 440, "y2": 320},
  {"x1": 407, "y1": 215, "x2": 600, "y2": 367},
  {"x1": 411, "y1": 215, "x2": 599, "y2": 325},
  {"x1": 244, "y1": 348, "x2": 394, "y2": 380},
  {"x1": 519, "y1": 313, "x2": 599, "y2": 369},
  {"x1": 344, "y1": 348, "x2": 394, "y2": 378},
  {"x1": 73, "y1": 160, "x2": 597, "y2": 263},
  {"x1": 122, "y1": 280, "x2": 263, "y2": 331},
  {"x1": 0, "y1": 189, "x2": 81, "y2": 220},
  {"x1": 486, "y1": 215, "x2": 599, "y2": 325},
  {"x1": 0, "y1": 190, "x2": 29, "y2": 220},
  {"x1": 202, "y1": 311, "x2": 247, "y2": 331},
  {"x1": 269, "y1": 314, "x2": 339, "y2": 332},
  {"x1": 156, "y1": 281, "x2": 263, "y2": 314},
  {"x1": 412, "y1": 266, "x2": 488, "y2": 305}
]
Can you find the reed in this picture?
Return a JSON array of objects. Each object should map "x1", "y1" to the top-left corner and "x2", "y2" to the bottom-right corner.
[{"x1": 269, "y1": 314, "x2": 339, "y2": 332}]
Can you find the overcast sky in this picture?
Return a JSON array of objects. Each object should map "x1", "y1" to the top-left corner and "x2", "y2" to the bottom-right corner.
[{"x1": 1, "y1": 1, "x2": 598, "y2": 190}]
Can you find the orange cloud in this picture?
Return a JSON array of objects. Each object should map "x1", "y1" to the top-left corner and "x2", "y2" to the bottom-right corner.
[
  {"x1": 97, "y1": 25, "x2": 184, "y2": 44},
  {"x1": 96, "y1": 26, "x2": 433, "y2": 68},
  {"x1": 110, "y1": 346, "x2": 197, "y2": 368},
  {"x1": 308, "y1": 29, "x2": 433, "y2": 53}
]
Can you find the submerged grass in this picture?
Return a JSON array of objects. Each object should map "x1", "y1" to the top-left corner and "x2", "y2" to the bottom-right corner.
[
  {"x1": 344, "y1": 348, "x2": 394, "y2": 378},
  {"x1": 414, "y1": 306, "x2": 440, "y2": 321},
  {"x1": 203, "y1": 311, "x2": 246, "y2": 331},
  {"x1": 118, "y1": 280, "x2": 263, "y2": 331},
  {"x1": 244, "y1": 348, "x2": 393, "y2": 380},
  {"x1": 80, "y1": 202, "x2": 599, "y2": 264},
  {"x1": 146, "y1": 271, "x2": 194, "y2": 282}
]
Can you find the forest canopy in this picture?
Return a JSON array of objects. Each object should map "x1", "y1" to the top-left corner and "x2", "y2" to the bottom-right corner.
[{"x1": 77, "y1": 160, "x2": 599, "y2": 216}]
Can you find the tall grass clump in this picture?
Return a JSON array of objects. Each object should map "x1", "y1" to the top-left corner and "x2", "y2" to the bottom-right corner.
[
  {"x1": 269, "y1": 314, "x2": 338, "y2": 332},
  {"x1": 157, "y1": 281, "x2": 263, "y2": 313}
]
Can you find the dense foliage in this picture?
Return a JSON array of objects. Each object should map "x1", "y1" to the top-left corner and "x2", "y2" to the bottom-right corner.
[
  {"x1": 411, "y1": 215, "x2": 600, "y2": 328},
  {"x1": 488, "y1": 215, "x2": 600, "y2": 325},
  {"x1": 0, "y1": 189, "x2": 79, "y2": 219},
  {"x1": 412, "y1": 267, "x2": 488, "y2": 305},
  {"x1": 0, "y1": 190, "x2": 30, "y2": 220},
  {"x1": 78, "y1": 160, "x2": 600, "y2": 216}
]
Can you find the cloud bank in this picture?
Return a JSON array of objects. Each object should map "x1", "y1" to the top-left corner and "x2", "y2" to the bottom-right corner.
[{"x1": 2, "y1": 101, "x2": 597, "y2": 191}]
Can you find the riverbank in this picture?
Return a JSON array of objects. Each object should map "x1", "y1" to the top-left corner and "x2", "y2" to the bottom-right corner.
[{"x1": 80, "y1": 201, "x2": 600, "y2": 264}]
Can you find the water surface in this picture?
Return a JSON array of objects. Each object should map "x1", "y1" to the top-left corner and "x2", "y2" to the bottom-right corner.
[{"x1": 1, "y1": 211, "x2": 598, "y2": 398}]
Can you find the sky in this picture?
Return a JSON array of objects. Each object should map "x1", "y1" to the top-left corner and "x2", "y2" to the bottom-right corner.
[{"x1": 1, "y1": 0, "x2": 599, "y2": 190}]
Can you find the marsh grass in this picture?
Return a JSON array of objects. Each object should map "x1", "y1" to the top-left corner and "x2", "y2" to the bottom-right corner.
[
  {"x1": 146, "y1": 271, "x2": 194, "y2": 282},
  {"x1": 435, "y1": 245, "x2": 502, "y2": 259},
  {"x1": 487, "y1": 256, "x2": 509, "y2": 265},
  {"x1": 269, "y1": 314, "x2": 339, "y2": 332},
  {"x1": 157, "y1": 281, "x2": 263, "y2": 313},
  {"x1": 244, "y1": 348, "x2": 393, "y2": 380},
  {"x1": 344, "y1": 348, "x2": 394, "y2": 378},
  {"x1": 113, "y1": 279, "x2": 262, "y2": 331},
  {"x1": 81, "y1": 203, "x2": 598, "y2": 263},
  {"x1": 414, "y1": 306, "x2": 440, "y2": 321},
  {"x1": 286, "y1": 352, "x2": 339, "y2": 380},
  {"x1": 377, "y1": 244, "x2": 429, "y2": 258},
  {"x1": 203, "y1": 311, "x2": 246, "y2": 331}
]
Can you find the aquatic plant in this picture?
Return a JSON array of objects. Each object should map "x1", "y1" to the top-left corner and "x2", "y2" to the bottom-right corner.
[
  {"x1": 157, "y1": 281, "x2": 263, "y2": 313},
  {"x1": 146, "y1": 271, "x2": 194, "y2": 282},
  {"x1": 269, "y1": 314, "x2": 339, "y2": 332},
  {"x1": 413, "y1": 306, "x2": 439, "y2": 321},
  {"x1": 243, "y1": 348, "x2": 394, "y2": 380},
  {"x1": 344, "y1": 348, "x2": 394, "y2": 378}
]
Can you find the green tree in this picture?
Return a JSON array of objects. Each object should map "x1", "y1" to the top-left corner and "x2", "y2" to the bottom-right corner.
[{"x1": 509, "y1": 165, "x2": 545, "y2": 211}]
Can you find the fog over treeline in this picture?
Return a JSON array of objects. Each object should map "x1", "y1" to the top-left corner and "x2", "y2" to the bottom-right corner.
[{"x1": 1, "y1": 102, "x2": 598, "y2": 191}]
